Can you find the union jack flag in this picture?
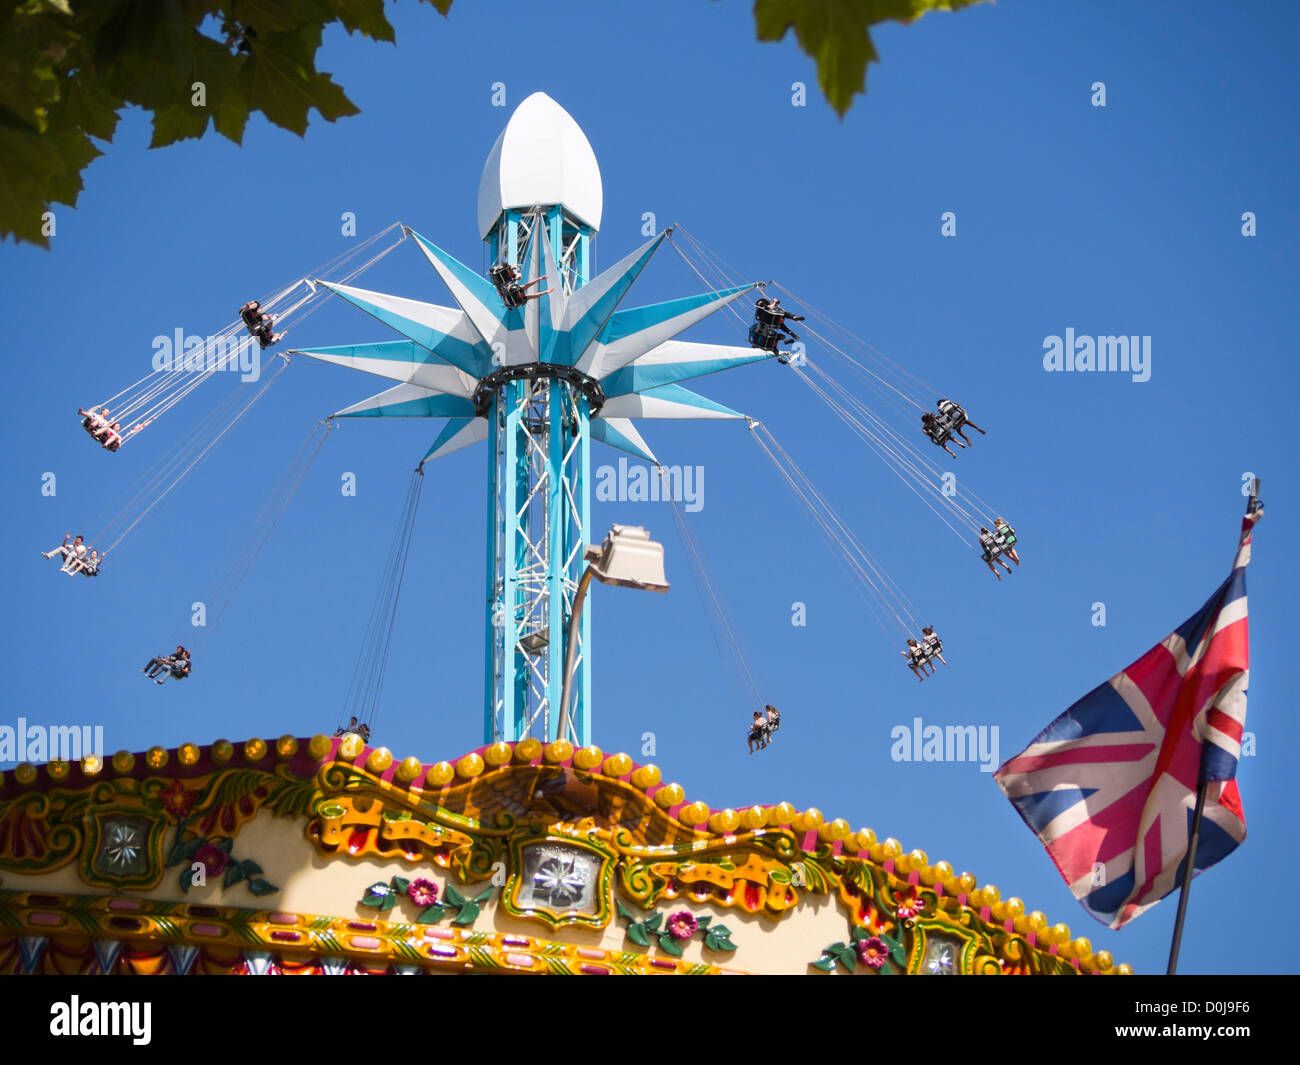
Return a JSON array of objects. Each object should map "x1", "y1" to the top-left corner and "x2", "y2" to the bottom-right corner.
[{"x1": 995, "y1": 496, "x2": 1262, "y2": 929}]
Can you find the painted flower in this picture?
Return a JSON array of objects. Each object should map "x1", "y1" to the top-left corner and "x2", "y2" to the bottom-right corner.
[
  {"x1": 159, "y1": 780, "x2": 196, "y2": 819},
  {"x1": 894, "y1": 887, "x2": 924, "y2": 920},
  {"x1": 666, "y1": 911, "x2": 699, "y2": 941},
  {"x1": 408, "y1": 878, "x2": 438, "y2": 907},
  {"x1": 193, "y1": 842, "x2": 228, "y2": 877},
  {"x1": 856, "y1": 936, "x2": 889, "y2": 969}
]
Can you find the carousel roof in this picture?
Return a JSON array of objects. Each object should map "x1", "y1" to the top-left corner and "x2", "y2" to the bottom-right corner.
[{"x1": 0, "y1": 735, "x2": 1130, "y2": 975}]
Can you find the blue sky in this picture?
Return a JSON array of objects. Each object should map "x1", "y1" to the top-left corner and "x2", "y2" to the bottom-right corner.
[{"x1": 3, "y1": 0, "x2": 1297, "y2": 975}]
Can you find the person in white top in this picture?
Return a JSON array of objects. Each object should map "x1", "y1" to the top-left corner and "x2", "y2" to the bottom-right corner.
[
  {"x1": 79, "y1": 407, "x2": 110, "y2": 439},
  {"x1": 42, "y1": 533, "x2": 87, "y2": 570}
]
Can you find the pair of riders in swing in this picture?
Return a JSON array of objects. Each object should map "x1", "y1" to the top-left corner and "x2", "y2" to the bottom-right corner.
[
  {"x1": 41, "y1": 533, "x2": 104, "y2": 576},
  {"x1": 747, "y1": 298, "x2": 805, "y2": 363},
  {"x1": 747, "y1": 704, "x2": 782, "y2": 754},
  {"x1": 334, "y1": 716, "x2": 373, "y2": 742},
  {"x1": 239, "y1": 300, "x2": 286, "y2": 349},
  {"x1": 979, "y1": 518, "x2": 1020, "y2": 580},
  {"x1": 488, "y1": 262, "x2": 552, "y2": 308},
  {"x1": 77, "y1": 406, "x2": 150, "y2": 452},
  {"x1": 902, "y1": 626, "x2": 947, "y2": 681},
  {"x1": 142, "y1": 645, "x2": 192, "y2": 684},
  {"x1": 921, "y1": 399, "x2": 985, "y2": 457}
]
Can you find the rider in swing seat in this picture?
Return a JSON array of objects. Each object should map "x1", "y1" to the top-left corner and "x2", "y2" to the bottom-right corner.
[
  {"x1": 994, "y1": 517, "x2": 1020, "y2": 566},
  {"x1": 936, "y1": 398, "x2": 986, "y2": 447},
  {"x1": 901, "y1": 638, "x2": 932, "y2": 681},
  {"x1": 979, "y1": 527, "x2": 1013, "y2": 581},
  {"x1": 921, "y1": 411, "x2": 966, "y2": 457}
]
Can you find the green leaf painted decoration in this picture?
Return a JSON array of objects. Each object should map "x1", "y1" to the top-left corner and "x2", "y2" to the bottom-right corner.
[
  {"x1": 617, "y1": 904, "x2": 739, "y2": 957},
  {"x1": 657, "y1": 933, "x2": 685, "y2": 956},
  {"x1": 359, "y1": 875, "x2": 493, "y2": 926}
]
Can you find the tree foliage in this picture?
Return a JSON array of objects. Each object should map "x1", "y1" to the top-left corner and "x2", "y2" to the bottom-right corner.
[
  {"x1": 0, "y1": 0, "x2": 452, "y2": 246},
  {"x1": 1, "y1": 0, "x2": 988, "y2": 248},
  {"x1": 754, "y1": 0, "x2": 991, "y2": 116}
]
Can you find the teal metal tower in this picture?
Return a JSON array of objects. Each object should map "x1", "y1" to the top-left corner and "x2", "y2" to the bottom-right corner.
[{"x1": 293, "y1": 93, "x2": 769, "y2": 745}]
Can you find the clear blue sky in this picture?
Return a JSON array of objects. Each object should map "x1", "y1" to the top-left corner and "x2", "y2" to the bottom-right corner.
[{"x1": 3, "y1": 0, "x2": 1297, "y2": 975}]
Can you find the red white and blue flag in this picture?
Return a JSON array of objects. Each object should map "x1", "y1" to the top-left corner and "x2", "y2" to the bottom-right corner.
[{"x1": 995, "y1": 497, "x2": 1262, "y2": 929}]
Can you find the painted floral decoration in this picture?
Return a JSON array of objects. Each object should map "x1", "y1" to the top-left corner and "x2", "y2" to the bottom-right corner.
[
  {"x1": 360, "y1": 876, "x2": 492, "y2": 926},
  {"x1": 164, "y1": 819, "x2": 278, "y2": 896},
  {"x1": 158, "y1": 780, "x2": 197, "y2": 819},
  {"x1": 666, "y1": 910, "x2": 699, "y2": 940},
  {"x1": 856, "y1": 936, "x2": 889, "y2": 968},
  {"x1": 193, "y1": 843, "x2": 229, "y2": 877},
  {"x1": 812, "y1": 925, "x2": 906, "y2": 974},
  {"x1": 408, "y1": 878, "x2": 439, "y2": 907},
  {"x1": 617, "y1": 901, "x2": 736, "y2": 956},
  {"x1": 893, "y1": 886, "x2": 926, "y2": 921}
]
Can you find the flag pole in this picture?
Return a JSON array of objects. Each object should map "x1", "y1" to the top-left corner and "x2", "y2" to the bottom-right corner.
[
  {"x1": 1165, "y1": 479, "x2": 1260, "y2": 976},
  {"x1": 1165, "y1": 777, "x2": 1209, "y2": 975}
]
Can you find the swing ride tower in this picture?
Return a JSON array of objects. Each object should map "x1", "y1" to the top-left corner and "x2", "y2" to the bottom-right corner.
[{"x1": 293, "y1": 93, "x2": 771, "y2": 744}]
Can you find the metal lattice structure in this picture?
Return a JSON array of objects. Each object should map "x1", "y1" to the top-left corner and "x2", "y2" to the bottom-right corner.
[{"x1": 293, "y1": 94, "x2": 770, "y2": 744}]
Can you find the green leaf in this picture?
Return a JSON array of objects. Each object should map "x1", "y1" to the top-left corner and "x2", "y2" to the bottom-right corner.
[
  {"x1": 443, "y1": 883, "x2": 466, "y2": 908},
  {"x1": 327, "y1": 0, "x2": 397, "y2": 41},
  {"x1": 627, "y1": 923, "x2": 650, "y2": 948},
  {"x1": 696, "y1": 916, "x2": 712, "y2": 929},
  {"x1": 644, "y1": 912, "x2": 663, "y2": 931},
  {"x1": 359, "y1": 881, "x2": 390, "y2": 908},
  {"x1": 217, "y1": 836, "x2": 234, "y2": 854},
  {"x1": 148, "y1": 98, "x2": 210, "y2": 149},
  {"x1": 241, "y1": 859, "x2": 263, "y2": 876},
  {"x1": 180, "y1": 838, "x2": 205, "y2": 861},
  {"x1": 54, "y1": 78, "x2": 122, "y2": 143},
  {"x1": 616, "y1": 900, "x2": 636, "y2": 922},
  {"x1": 811, "y1": 956, "x2": 835, "y2": 972},
  {"x1": 879, "y1": 931, "x2": 907, "y2": 965},
  {"x1": 469, "y1": 888, "x2": 494, "y2": 904},
  {"x1": 223, "y1": 863, "x2": 246, "y2": 888},
  {"x1": 416, "y1": 905, "x2": 445, "y2": 924},
  {"x1": 392, "y1": 876, "x2": 411, "y2": 894},
  {"x1": 657, "y1": 933, "x2": 684, "y2": 956},
  {"x1": 450, "y1": 903, "x2": 480, "y2": 927},
  {"x1": 753, "y1": 0, "x2": 992, "y2": 117},
  {"x1": 179, "y1": 865, "x2": 195, "y2": 893},
  {"x1": 238, "y1": 24, "x2": 359, "y2": 138},
  {"x1": 246, "y1": 878, "x2": 279, "y2": 896},
  {"x1": 830, "y1": 943, "x2": 857, "y2": 972}
]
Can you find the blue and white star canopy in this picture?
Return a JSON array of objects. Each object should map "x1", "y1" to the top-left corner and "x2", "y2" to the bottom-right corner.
[{"x1": 291, "y1": 227, "x2": 769, "y2": 466}]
